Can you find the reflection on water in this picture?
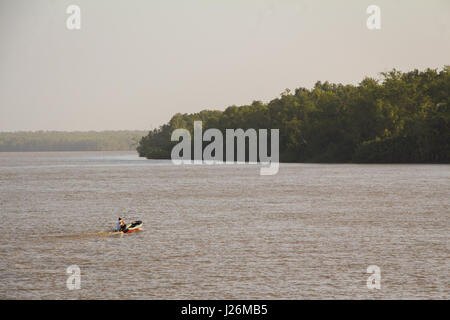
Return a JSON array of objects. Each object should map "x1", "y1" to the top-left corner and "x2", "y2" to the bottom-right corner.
[{"x1": 0, "y1": 151, "x2": 449, "y2": 299}]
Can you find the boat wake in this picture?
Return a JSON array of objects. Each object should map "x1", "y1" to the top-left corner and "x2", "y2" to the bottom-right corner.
[
  {"x1": 43, "y1": 222, "x2": 144, "y2": 240},
  {"x1": 44, "y1": 231, "x2": 124, "y2": 240}
]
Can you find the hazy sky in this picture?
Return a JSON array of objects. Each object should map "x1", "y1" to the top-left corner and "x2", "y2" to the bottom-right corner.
[{"x1": 1, "y1": 0, "x2": 449, "y2": 131}]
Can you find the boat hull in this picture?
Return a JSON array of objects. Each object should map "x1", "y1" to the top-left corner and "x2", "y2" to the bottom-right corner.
[
  {"x1": 123, "y1": 227, "x2": 142, "y2": 234},
  {"x1": 123, "y1": 220, "x2": 143, "y2": 234}
]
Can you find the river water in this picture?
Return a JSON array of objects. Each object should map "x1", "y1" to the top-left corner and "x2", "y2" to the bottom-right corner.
[{"x1": 0, "y1": 151, "x2": 448, "y2": 299}]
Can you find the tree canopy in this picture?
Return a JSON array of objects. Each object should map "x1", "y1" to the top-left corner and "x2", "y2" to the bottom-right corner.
[{"x1": 137, "y1": 67, "x2": 449, "y2": 163}]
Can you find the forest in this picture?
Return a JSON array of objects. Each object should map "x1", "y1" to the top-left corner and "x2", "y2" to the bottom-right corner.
[
  {"x1": 137, "y1": 67, "x2": 449, "y2": 163},
  {"x1": 0, "y1": 131, "x2": 147, "y2": 152}
]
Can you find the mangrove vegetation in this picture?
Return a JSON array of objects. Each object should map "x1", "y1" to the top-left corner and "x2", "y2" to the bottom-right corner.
[{"x1": 137, "y1": 67, "x2": 450, "y2": 163}]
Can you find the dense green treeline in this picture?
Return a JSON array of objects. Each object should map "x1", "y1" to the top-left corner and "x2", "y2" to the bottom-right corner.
[
  {"x1": 0, "y1": 131, "x2": 147, "y2": 152},
  {"x1": 137, "y1": 67, "x2": 449, "y2": 163}
]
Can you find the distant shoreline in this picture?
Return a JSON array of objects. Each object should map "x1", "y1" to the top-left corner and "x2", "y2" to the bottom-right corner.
[
  {"x1": 0, "y1": 150, "x2": 138, "y2": 153},
  {"x1": 0, "y1": 130, "x2": 148, "y2": 152}
]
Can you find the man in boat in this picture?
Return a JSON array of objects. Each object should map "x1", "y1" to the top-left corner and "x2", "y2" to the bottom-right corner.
[{"x1": 115, "y1": 217, "x2": 127, "y2": 232}]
